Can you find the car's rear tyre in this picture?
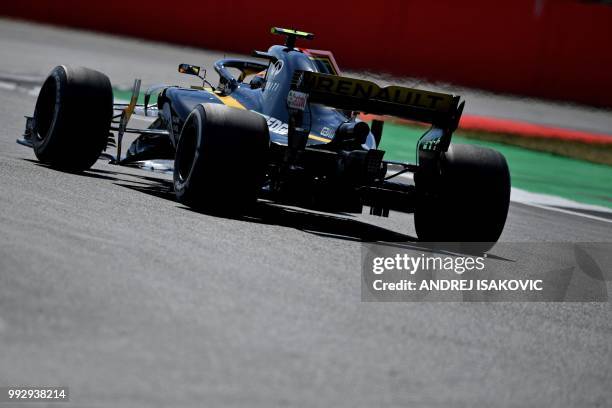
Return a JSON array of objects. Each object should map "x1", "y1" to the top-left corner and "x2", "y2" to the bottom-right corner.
[
  {"x1": 414, "y1": 144, "x2": 510, "y2": 251},
  {"x1": 173, "y1": 103, "x2": 270, "y2": 211},
  {"x1": 33, "y1": 65, "x2": 113, "y2": 171}
]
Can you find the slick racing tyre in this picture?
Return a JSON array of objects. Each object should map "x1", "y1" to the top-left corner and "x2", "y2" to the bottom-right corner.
[
  {"x1": 173, "y1": 103, "x2": 270, "y2": 211},
  {"x1": 33, "y1": 65, "x2": 113, "y2": 171},
  {"x1": 414, "y1": 144, "x2": 510, "y2": 251}
]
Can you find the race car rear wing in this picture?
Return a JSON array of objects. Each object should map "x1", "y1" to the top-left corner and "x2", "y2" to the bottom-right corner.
[
  {"x1": 290, "y1": 71, "x2": 464, "y2": 128},
  {"x1": 287, "y1": 71, "x2": 465, "y2": 158}
]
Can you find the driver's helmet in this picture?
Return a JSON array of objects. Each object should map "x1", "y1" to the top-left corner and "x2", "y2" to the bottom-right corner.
[{"x1": 249, "y1": 70, "x2": 266, "y2": 89}]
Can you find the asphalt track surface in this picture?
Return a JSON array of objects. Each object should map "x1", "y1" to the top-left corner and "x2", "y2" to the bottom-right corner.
[{"x1": 0, "y1": 19, "x2": 611, "y2": 407}]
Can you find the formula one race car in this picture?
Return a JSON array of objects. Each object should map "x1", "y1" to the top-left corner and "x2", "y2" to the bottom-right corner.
[{"x1": 18, "y1": 27, "x2": 510, "y2": 246}]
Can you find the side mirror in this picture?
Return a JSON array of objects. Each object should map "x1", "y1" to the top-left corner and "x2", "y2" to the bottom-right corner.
[
  {"x1": 178, "y1": 63, "x2": 216, "y2": 91},
  {"x1": 178, "y1": 63, "x2": 204, "y2": 78}
]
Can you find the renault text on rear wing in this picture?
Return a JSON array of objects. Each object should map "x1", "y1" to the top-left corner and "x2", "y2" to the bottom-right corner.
[{"x1": 291, "y1": 71, "x2": 463, "y2": 127}]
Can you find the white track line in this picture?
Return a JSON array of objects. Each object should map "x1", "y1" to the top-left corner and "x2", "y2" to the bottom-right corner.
[
  {"x1": 381, "y1": 170, "x2": 612, "y2": 223},
  {"x1": 509, "y1": 187, "x2": 612, "y2": 224}
]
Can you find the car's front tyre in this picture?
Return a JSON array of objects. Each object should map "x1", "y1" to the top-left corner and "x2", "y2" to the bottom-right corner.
[{"x1": 33, "y1": 65, "x2": 113, "y2": 171}]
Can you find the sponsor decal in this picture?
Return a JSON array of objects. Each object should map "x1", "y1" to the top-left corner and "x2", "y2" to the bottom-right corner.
[
  {"x1": 302, "y1": 72, "x2": 453, "y2": 111},
  {"x1": 421, "y1": 139, "x2": 440, "y2": 151},
  {"x1": 268, "y1": 60, "x2": 284, "y2": 77},
  {"x1": 259, "y1": 114, "x2": 288, "y2": 135},
  {"x1": 255, "y1": 113, "x2": 329, "y2": 140},
  {"x1": 320, "y1": 126, "x2": 335, "y2": 138},
  {"x1": 287, "y1": 90, "x2": 308, "y2": 111},
  {"x1": 265, "y1": 81, "x2": 281, "y2": 93}
]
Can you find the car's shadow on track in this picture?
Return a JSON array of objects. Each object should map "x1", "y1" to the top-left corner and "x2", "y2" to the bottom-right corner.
[
  {"x1": 120, "y1": 180, "x2": 416, "y2": 243},
  {"x1": 54, "y1": 165, "x2": 415, "y2": 243},
  {"x1": 28, "y1": 161, "x2": 514, "y2": 256},
  {"x1": 107, "y1": 171, "x2": 514, "y2": 257}
]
